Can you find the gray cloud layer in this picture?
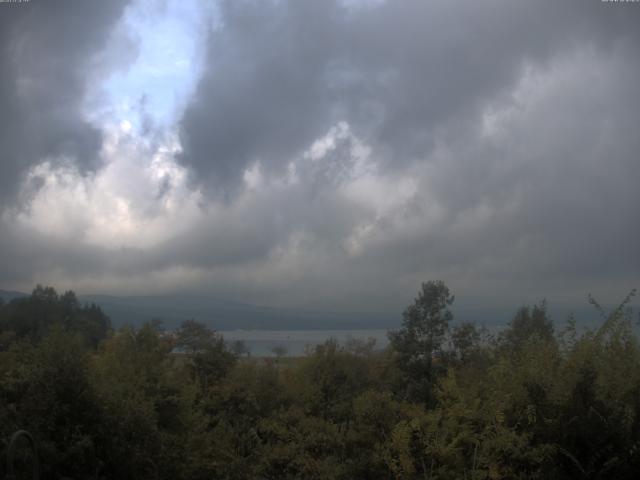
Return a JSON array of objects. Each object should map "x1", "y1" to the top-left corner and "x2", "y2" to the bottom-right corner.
[
  {"x1": 0, "y1": 0, "x2": 639, "y2": 318},
  {"x1": 178, "y1": 0, "x2": 639, "y2": 195},
  {"x1": 0, "y1": 0, "x2": 129, "y2": 206},
  {"x1": 174, "y1": 0, "x2": 640, "y2": 307}
]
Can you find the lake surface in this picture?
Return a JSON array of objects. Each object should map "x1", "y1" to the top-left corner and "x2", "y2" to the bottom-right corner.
[{"x1": 219, "y1": 329, "x2": 390, "y2": 357}]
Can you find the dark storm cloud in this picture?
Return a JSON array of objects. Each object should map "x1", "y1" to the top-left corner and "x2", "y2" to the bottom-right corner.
[
  {"x1": 170, "y1": 0, "x2": 640, "y2": 309},
  {"x1": 178, "y1": 0, "x2": 638, "y2": 196},
  {"x1": 0, "y1": 0, "x2": 130, "y2": 206},
  {"x1": 1, "y1": 0, "x2": 639, "y2": 315},
  {"x1": 348, "y1": 41, "x2": 640, "y2": 302}
]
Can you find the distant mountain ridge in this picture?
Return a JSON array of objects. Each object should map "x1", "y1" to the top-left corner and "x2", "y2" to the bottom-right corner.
[
  {"x1": 80, "y1": 293, "x2": 398, "y2": 330},
  {"x1": 1, "y1": 288, "x2": 625, "y2": 331},
  {"x1": 0, "y1": 289, "x2": 394, "y2": 330},
  {"x1": 0, "y1": 289, "x2": 27, "y2": 302}
]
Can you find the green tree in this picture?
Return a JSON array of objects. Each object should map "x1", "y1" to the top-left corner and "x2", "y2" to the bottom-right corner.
[
  {"x1": 501, "y1": 301, "x2": 554, "y2": 352},
  {"x1": 93, "y1": 322, "x2": 191, "y2": 479},
  {"x1": 175, "y1": 319, "x2": 236, "y2": 392},
  {"x1": 297, "y1": 339, "x2": 371, "y2": 423},
  {"x1": 230, "y1": 339, "x2": 249, "y2": 357},
  {"x1": 388, "y1": 280, "x2": 454, "y2": 403},
  {"x1": 450, "y1": 322, "x2": 482, "y2": 363},
  {"x1": 0, "y1": 327, "x2": 105, "y2": 479},
  {"x1": 0, "y1": 286, "x2": 110, "y2": 348},
  {"x1": 272, "y1": 345, "x2": 288, "y2": 360}
]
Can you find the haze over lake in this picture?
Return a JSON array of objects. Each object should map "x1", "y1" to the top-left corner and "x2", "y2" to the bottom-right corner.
[{"x1": 220, "y1": 329, "x2": 389, "y2": 357}]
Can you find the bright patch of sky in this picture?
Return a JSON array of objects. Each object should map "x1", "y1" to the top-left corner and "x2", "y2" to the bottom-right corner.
[
  {"x1": 96, "y1": 0, "x2": 212, "y2": 132},
  {"x1": 15, "y1": 0, "x2": 217, "y2": 249}
]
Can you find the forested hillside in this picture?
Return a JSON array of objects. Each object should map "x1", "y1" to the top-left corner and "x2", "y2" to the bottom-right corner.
[{"x1": 1, "y1": 283, "x2": 639, "y2": 479}]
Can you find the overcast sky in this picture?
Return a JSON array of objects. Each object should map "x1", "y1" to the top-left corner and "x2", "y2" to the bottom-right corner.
[{"x1": 0, "y1": 0, "x2": 638, "y2": 319}]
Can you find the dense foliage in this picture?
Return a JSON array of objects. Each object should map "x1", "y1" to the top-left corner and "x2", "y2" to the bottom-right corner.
[{"x1": 1, "y1": 283, "x2": 639, "y2": 479}]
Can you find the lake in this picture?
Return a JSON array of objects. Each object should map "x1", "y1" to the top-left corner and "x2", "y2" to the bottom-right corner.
[{"x1": 219, "y1": 329, "x2": 390, "y2": 357}]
